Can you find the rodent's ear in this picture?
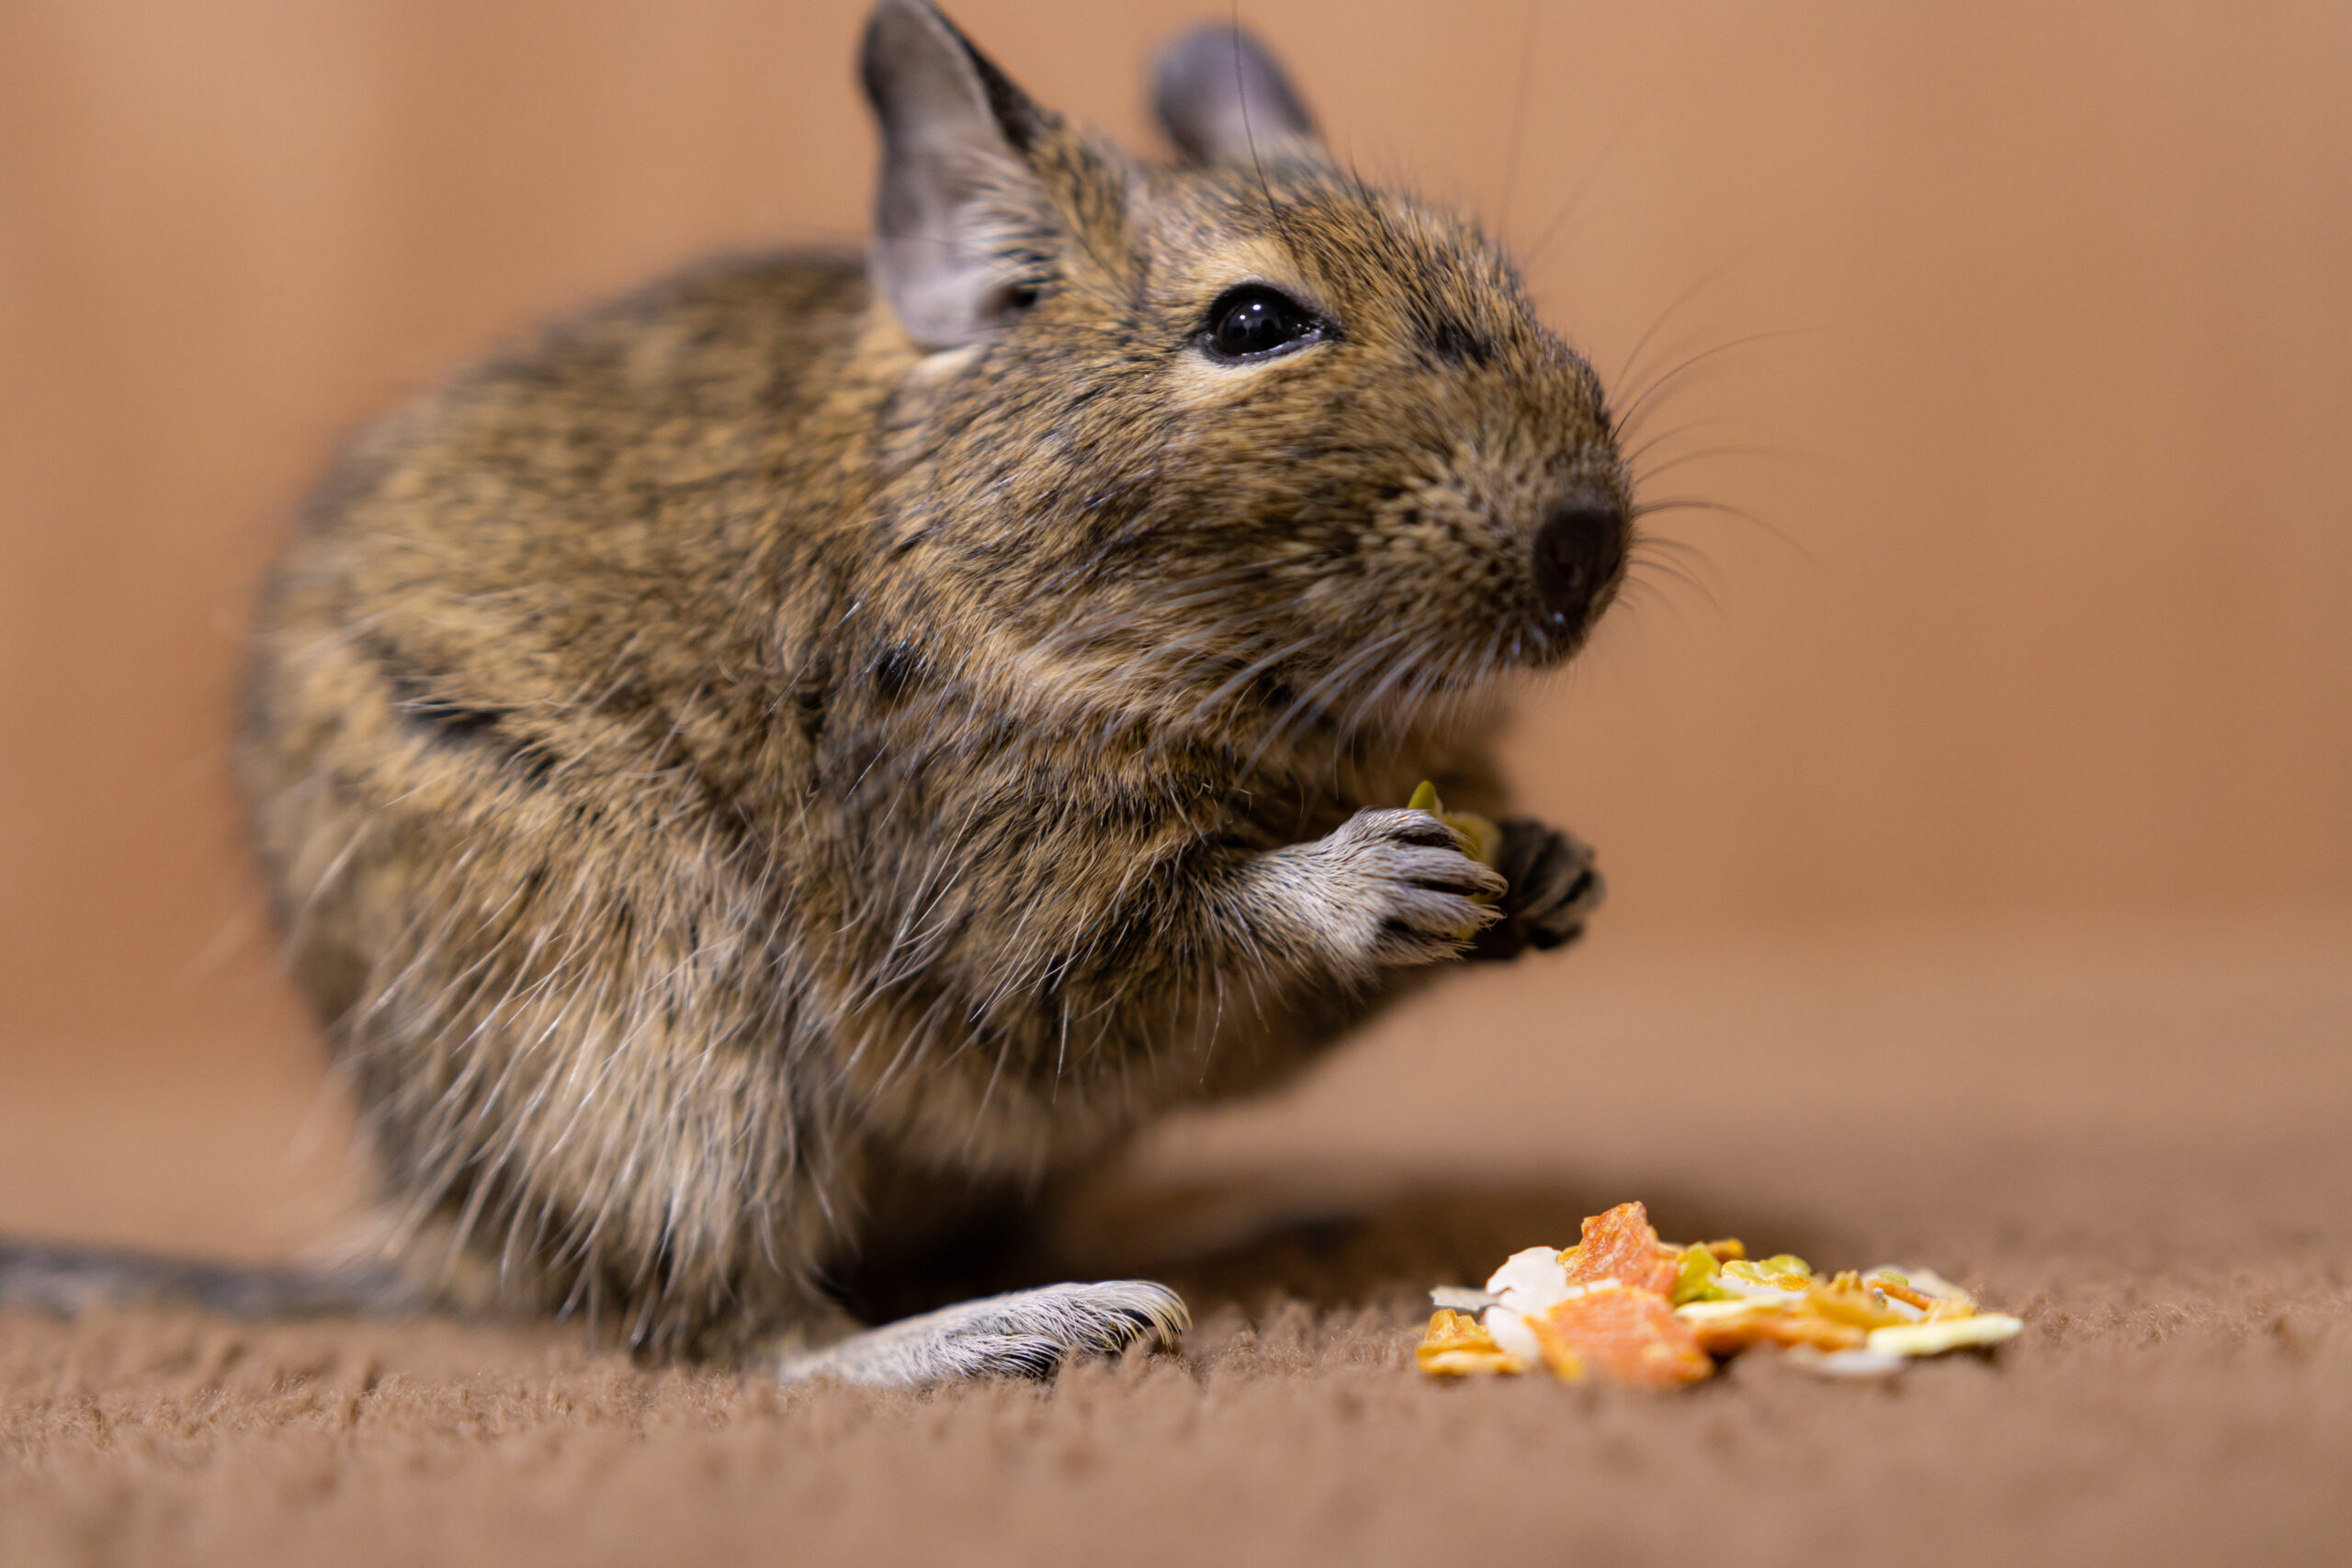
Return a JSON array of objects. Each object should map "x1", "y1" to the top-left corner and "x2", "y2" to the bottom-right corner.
[
  {"x1": 1150, "y1": 24, "x2": 1324, "y2": 168},
  {"x1": 861, "y1": 0, "x2": 1057, "y2": 349}
]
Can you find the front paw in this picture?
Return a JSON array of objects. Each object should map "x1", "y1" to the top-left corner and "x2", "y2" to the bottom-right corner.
[
  {"x1": 1293, "y1": 807, "x2": 1510, "y2": 970},
  {"x1": 1469, "y1": 818, "x2": 1605, "y2": 962}
]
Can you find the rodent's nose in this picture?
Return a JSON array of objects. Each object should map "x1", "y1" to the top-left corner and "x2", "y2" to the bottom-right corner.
[{"x1": 1532, "y1": 489, "x2": 1628, "y2": 620}]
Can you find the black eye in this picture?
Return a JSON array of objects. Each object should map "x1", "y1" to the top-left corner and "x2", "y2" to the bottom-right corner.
[{"x1": 1199, "y1": 286, "x2": 1326, "y2": 363}]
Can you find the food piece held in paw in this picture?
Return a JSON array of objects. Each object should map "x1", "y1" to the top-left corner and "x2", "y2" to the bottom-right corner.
[
  {"x1": 1406, "y1": 779, "x2": 1501, "y2": 870},
  {"x1": 1416, "y1": 1201, "x2": 2025, "y2": 1389},
  {"x1": 1404, "y1": 780, "x2": 1502, "y2": 942}
]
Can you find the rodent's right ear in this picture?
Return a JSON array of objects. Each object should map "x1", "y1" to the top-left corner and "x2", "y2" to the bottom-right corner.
[
  {"x1": 1151, "y1": 25, "x2": 1325, "y2": 168},
  {"x1": 861, "y1": 0, "x2": 1058, "y2": 350}
]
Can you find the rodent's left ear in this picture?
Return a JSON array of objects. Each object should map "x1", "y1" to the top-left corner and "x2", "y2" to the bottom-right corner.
[
  {"x1": 1150, "y1": 24, "x2": 1325, "y2": 168},
  {"x1": 861, "y1": 0, "x2": 1058, "y2": 349}
]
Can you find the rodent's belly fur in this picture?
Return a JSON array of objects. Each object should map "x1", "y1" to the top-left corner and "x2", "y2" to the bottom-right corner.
[{"x1": 239, "y1": 254, "x2": 1493, "y2": 1356}]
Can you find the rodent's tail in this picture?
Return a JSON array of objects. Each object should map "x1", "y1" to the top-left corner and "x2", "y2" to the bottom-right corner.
[{"x1": 0, "y1": 1239, "x2": 416, "y2": 1320}]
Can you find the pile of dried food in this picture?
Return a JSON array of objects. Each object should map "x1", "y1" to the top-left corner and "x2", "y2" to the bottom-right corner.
[{"x1": 1418, "y1": 1201, "x2": 2023, "y2": 1386}]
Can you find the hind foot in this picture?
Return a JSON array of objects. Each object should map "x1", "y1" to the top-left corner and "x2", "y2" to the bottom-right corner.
[{"x1": 774, "y1": 1280, "x2": 1189, "y2": 1387}]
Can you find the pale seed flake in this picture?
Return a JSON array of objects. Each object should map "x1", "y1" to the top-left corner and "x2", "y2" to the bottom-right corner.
[{"x1": 1867, "y1": 1314, "x2": 2025, "y2": 1357}]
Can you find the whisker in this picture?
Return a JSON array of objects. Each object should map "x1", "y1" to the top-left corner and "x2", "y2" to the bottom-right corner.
[
  {"x1": 1496, "y1": 0, "x2": 1542, "y2": 245},
  {"x1": 1632, "y1": 495, "x2": 1815, "y2": 563},
  {"x1": 1521, "y1": 98, "x2": 1649, "y2": 272},
  {"x1": 1625, "y1": 552, "x2": 1723, "y2": 613},
  {"x1": 1632, "y1": 444, "x2": 1803, "y2": 486},
  {"x1": 1614, "y1": 327, "x2": 1816, "y2": 441},
  {"x1": 1630, "y1": 533, "x2": 1719, "y2": 569},
  {"x1": 1611, "y1": 250, "x2": 1753, "y2": 400},
  {"x1": 1231, "y1": 0, "x2": 1305, "y2": 267},
  {"x1": 1621, "y1": 415, "x2": 1736, "y2": 472},
  {"x1": 1233, "y1": 626, "x2": 1413, "y2": 789}
]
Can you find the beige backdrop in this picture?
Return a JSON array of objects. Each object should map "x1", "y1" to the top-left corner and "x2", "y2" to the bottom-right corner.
[{"x1": 4, "y1": 0, "x2": 2348, "y2": 1077}]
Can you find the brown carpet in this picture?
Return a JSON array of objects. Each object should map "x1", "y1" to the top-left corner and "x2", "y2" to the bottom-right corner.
[{"x1": 4, "y1": 912, "x2": 2347, "y2": 1566}]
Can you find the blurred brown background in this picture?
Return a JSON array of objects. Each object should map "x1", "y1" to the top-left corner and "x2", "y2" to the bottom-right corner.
[{"x1": 2, "y1": 0, "x2": 2347, "y2": 1256}]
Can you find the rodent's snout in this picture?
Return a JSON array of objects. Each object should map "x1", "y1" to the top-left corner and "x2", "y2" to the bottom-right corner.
[{"x1": 1532, "y1": 487, "x2": 1629, "y2": 626}]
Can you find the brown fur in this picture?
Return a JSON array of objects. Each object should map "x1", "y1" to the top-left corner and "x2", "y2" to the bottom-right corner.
[{"x1": 235, "y1": 2, "x2": 1630, "y2": 1359}]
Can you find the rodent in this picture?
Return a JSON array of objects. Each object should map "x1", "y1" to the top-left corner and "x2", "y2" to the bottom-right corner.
[{"x1": 218, "y1": 0, "x2": 1629, "y2": 1382}]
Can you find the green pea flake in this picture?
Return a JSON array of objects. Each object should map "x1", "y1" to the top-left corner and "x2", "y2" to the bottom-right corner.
[{"x1": 1670, "y1": 1244, "x2": 1730, "y2": 1305}]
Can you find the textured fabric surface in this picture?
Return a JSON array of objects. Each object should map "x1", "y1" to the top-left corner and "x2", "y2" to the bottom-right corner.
[{"x1": 4, "y1": 915, "x2": 2347, "y2": 1565}]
